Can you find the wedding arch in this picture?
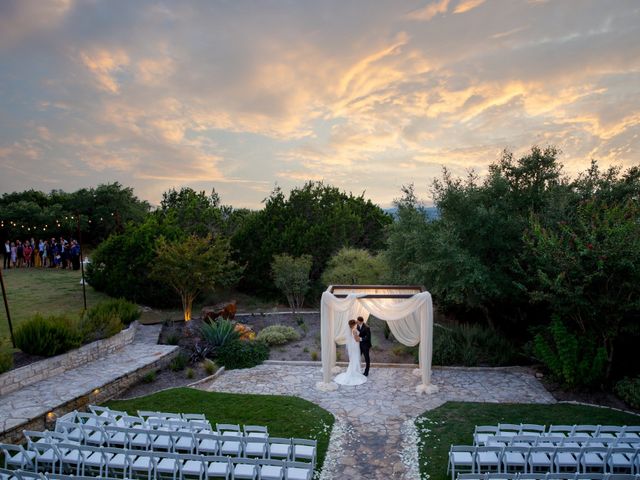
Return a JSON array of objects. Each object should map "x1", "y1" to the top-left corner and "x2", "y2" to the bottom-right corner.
[{"x1": 317, "y1": 285, "x2": 439, "y2": 394}]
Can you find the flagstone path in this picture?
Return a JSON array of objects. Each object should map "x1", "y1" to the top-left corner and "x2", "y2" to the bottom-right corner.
[{"x1": 198, "y1": 363, "x2": 555, "y2": 480}]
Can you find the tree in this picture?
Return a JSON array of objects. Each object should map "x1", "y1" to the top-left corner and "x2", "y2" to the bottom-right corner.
[
  {"x1": 525, "y1": 198, "x2": 640, "y2": 381},
  {"x1": 231, "y1": 182, "x2": 392, "y2": 296},
  {"x1": 321, "y1": 247, "x2": 390, "y2": 286},
  {"x1": 158, "y1": 187, "x2": 224, "y2": 236},
  {"x1": 86, "y1": 215, "x2": 182, "y2": 307},
  {"x1": 150, "y1": 235, "x2": 241, "y2": 321},
  {"x1": 271, "y1": 254, "x2": 313, "y2": 314}
]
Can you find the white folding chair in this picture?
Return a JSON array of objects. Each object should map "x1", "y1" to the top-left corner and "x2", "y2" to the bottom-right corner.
[
  {"x1": 195, "y1": 431, "x2": 220, "y2": 456},
  {"x1": 180, "y1": 453, "x2": 207, "y2": 480},
  {"x1": 518, "y1": 474, "x2": 548, "y2": 480},
  {"x1": 486, "y1": 437, "x2": 512, "y2": 447},
  {"x1": 620, "y1": 427, "x2": 640, "y2": 440},
  {"x1": 258, "y1": 458, "x2": 285, "y2": 480},
  {"x1": 244, "y1": 436, "x2": 268, "y2": 458},
  {"x1": 448, "y1": 445, "x2": 476, "y2": 480},
  {"x1": 608, "y1": 447, "x2": 638, "y2": 474},
  {"x1": 155, "y1": 451, "x2": 184, "y2": 480},
  {"x1": 128, "y1": 450, "x2": 156, "y2": 480},
  {"x1": 292, "y1": 439, "x2": 316, "y2": 468},
  {"x1": 512, "y1": 436, "x2": 540, "y2": 447},
  {"x1": 219, "y1": 435, "x2": 242, "y2": 457},
  {"x1": 580, "y1": 446, "x2": 609, "y2": 473},
  {"x1": 56, "y1": 443, "x2": 85, "y2": 476},
  {"x1": 501, "y1": 446, "x2": 529, "y2": 473},
  {"x1": 103, "y1": 448, "x2": 129, "y2": 478},
  {"x1": 475, "y1": 446, "x2": 503, "y2": 473},
  {"x1": 554, "y1": 447, "x2": 582, "y2": 473},
  {"x1": 173, "y1": 430, "x2": 197, "y2": 454},
  {"x1": 528, "y1": 446, "x2": 556, "y2": 473},
  {"x1": 232, "y1": 459, "x2": 259, "y2": 480},
  {"x1": 205, "y1": 456, "x2": 233, "y2": 479},
  {"x1": 284, "y1": 461, "x2": 313, "y2": 480},
  {"x1": 29, "y1": 442, "x2": 62, "y2": 474},
  {"x1": 269, "y1": 438, "x2": 292, "y2": 461},
  {"x1": 1, "y1": 444, "x2": 35, "y2": 471},
  {"x1": 181, "y1": 413, "x2": 207, "y2": 422}
]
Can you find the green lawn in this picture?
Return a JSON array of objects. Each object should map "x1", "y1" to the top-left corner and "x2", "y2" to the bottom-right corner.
[
  {"x1": 418, "y1": 401, "x2": 640, "y2": 480},
  {"x1": 0, "y1": 268, "x2": 111, "y2": 347},
  {"x1": 106, "y1": 387, "x2": 335, "y2": 472}
]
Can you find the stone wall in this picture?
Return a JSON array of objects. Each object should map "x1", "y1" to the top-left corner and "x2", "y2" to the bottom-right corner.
[
  {"x1": 0, "y1": 322, "x2": 137, "y2": 396},
  {"x1": 0, "y1": 347, "x2": 178, "y2": 444}
]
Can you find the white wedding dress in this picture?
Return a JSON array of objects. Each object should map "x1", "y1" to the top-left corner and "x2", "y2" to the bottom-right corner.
[{"x1": 334, "y1": 328, "x2": 368, "y2": 386}]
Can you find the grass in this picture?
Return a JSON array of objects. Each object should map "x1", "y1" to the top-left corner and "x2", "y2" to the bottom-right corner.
[
  {"x1": 106, "y1": 387, "x2": 334, "y2": 472},
  {"x1": 0, "y1": 268, "x2": 111, "y2": 348},
  {"x1": 417, "y1": 401, "x2": 640, "y2": 480}
]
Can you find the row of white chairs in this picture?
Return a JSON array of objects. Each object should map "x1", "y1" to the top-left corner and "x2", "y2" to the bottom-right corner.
[
  {"x1": 448, "y1": 445, "x2": 640, "y2": 480},
  {"x1": 479, "y1": 436, "x2": 640, "y2": 449},
  {"x1": 0, "y1": 443, "x2": 313, "y2": 480},
  {"x1": 59, "y1": 412, "x2": 212, "y2": 434},
  {"x1": 474, "y1": 426, "x2": 640, "y2": 446},
  {"x1": 51, "y1": 421, "x2": 278, "y2": 456},
  {"x1": 456, "y1": 473, "x2": 640, "y2": 480},
  {"x1": 23, "y1": 427, "x2": 316, "y2": 464}
]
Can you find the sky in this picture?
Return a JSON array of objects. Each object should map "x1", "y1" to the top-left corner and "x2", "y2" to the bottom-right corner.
[{"x1": 0, "y1": 0, "x2": 639, "y2": 208}]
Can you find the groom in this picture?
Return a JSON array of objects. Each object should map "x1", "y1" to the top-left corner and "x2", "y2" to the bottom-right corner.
[{"x1": 356, "y1": 316, "x2": 371, "y2": 376}]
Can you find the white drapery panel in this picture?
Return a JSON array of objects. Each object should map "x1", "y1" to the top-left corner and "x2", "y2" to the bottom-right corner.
[{"x1": 319, "y1": 288, "x2": 437, "y2": 393}]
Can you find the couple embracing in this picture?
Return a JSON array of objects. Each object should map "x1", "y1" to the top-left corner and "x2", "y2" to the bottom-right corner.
[{"x1": 334, "y1": 316, "x2": 371, "y2": 386}]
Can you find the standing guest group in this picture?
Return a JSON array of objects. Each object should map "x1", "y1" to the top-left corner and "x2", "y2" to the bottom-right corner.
[{"x1": 3, "y1": 237, "x2": 82, "y2": 270}]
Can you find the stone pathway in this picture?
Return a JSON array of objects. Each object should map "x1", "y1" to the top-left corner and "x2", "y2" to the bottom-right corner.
[
  {"x1": 198, "y1": 364, "x2": 555, "y2": 480},
  {"x1": 0, "y1": 323, "x2": 177, "y2": 437}
]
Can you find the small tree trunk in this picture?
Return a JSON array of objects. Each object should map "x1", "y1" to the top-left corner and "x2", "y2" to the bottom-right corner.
[{"x1": 182, "y1": 293, "x2": 193, "y2": 321}]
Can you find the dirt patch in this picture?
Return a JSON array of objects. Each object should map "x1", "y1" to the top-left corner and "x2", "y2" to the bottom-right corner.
[{"x1": 539, "y1": 376, "x2": 639, "y2": 414}]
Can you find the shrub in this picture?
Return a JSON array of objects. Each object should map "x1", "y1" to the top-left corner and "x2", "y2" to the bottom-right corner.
[
  {"x1": 216, "y1": 340, "x2": 269, "y2": 369},
  {"x1": 200, "y1": 318, "x2": 240, "y2": 353},
  {"x1": 256, "y1": 325, "x2": 300, "y2": 346},
  {"x1": 91, "y1": 298, "x2": 140, "y2": 325},
  {"x1": 170, "y1": 353, "x2": 188, "y2": 372},
  {"x1": 79, "y1": 310, "x2": 123, "y2": 343},
  {"x1": 15, "y1": 314, "x2": 82, "y2": 357},
  {"x1": 614, "y1": 377, "x2": 640, "y2": 410},
  {"x1": 534, "y1": 316, "x2": 607, "y2": 388},
  {"x1": 0, "y1": 349, "x2": 13, "y2": 373},
  {"x1": 428, "y1": 323, "x2": 519, "y2": 367},
  {"x1": 142, "y1": 370, "x2": 157, "y2": 383},
  {"x1": 185, "y1": 367, "x2": 195, "y2": 379},
  {"x1": 202, "y1": 359, "x2": 218, "y2": 375},
  {"x1": 165, "y1": 334, "x2": 180, "y2": 346},
  {"x1": 310, "y1": 351, "x2": 319, "y2": 361}
]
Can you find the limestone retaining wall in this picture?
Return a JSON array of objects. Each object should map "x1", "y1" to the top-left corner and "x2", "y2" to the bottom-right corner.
[
  {"x1": 0, "y1": 322, "x2": 137, "y2": 396},
  {"x1": 0, "y1": 347, "x2": 178, "y2": 444}
]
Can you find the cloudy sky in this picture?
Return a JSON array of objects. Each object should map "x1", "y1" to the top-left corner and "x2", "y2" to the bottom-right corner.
[{"x1": 1, "y1": 0, "x2": 639, "y2": 208}]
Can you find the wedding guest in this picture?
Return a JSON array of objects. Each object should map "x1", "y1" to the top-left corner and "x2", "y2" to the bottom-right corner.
[
  {"x1": 16, "y1": 240, "x2": 23, "y2": 268},
  {"x1": 23, "y1": 241, "x2": 33, "y2": 268},
  {"x1": 30, "y1": 237, "x2": 36, "y2": 266},
  {"x1": 10, "y1": 242, "x2": 17, "y2": 268},
  {"x1": 3, "y1": 240, "x2": 9, "y2": 269},
  {"x1": 41, "y1": 239, "x2": 48, "y2": 268},
  {"x1": 71, "y1": 240, "x2": 81, "y2": 270}
]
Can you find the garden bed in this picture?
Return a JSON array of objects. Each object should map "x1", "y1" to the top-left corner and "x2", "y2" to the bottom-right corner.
[{"x1": 158, "y1": 312, "x2": 417, "y2": 364}]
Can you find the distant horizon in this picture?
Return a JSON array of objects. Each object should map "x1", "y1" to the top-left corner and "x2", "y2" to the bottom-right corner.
[{"x1": 1, "y1": 1, "x2": 638, "y2": 209}]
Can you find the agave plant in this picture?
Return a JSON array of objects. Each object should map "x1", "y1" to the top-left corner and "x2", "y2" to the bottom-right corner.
[{"x1": 200, "y1": 318, "x2": 240, "y2": 352}]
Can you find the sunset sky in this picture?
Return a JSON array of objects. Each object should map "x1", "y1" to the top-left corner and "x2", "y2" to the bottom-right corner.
[{"x1": 1, "y1": 0, "x2": 639, "y2": 208}]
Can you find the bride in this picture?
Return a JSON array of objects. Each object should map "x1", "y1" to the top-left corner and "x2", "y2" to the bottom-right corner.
[{"x1": 334, "y1": 319, "x2": 368, "y2": 386}]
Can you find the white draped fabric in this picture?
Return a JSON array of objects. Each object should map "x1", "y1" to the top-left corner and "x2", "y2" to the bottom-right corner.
[{"x1": 318, "y1": 287, "x2": 438, "y2": 394}]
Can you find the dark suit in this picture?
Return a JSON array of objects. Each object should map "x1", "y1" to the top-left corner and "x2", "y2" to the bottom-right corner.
[{"x1": 357, "y1": 323, "x2": 371, "y2": 376}]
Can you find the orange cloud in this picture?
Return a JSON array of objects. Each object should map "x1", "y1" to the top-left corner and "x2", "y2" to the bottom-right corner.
[{"x1": 453, "y1": 0, "x2": 485, "y2": 14}]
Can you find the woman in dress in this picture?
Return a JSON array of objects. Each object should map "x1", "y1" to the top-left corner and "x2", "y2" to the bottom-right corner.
[{"x1": 334, "y1": 319, "x2": 368, "y2": 386}]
